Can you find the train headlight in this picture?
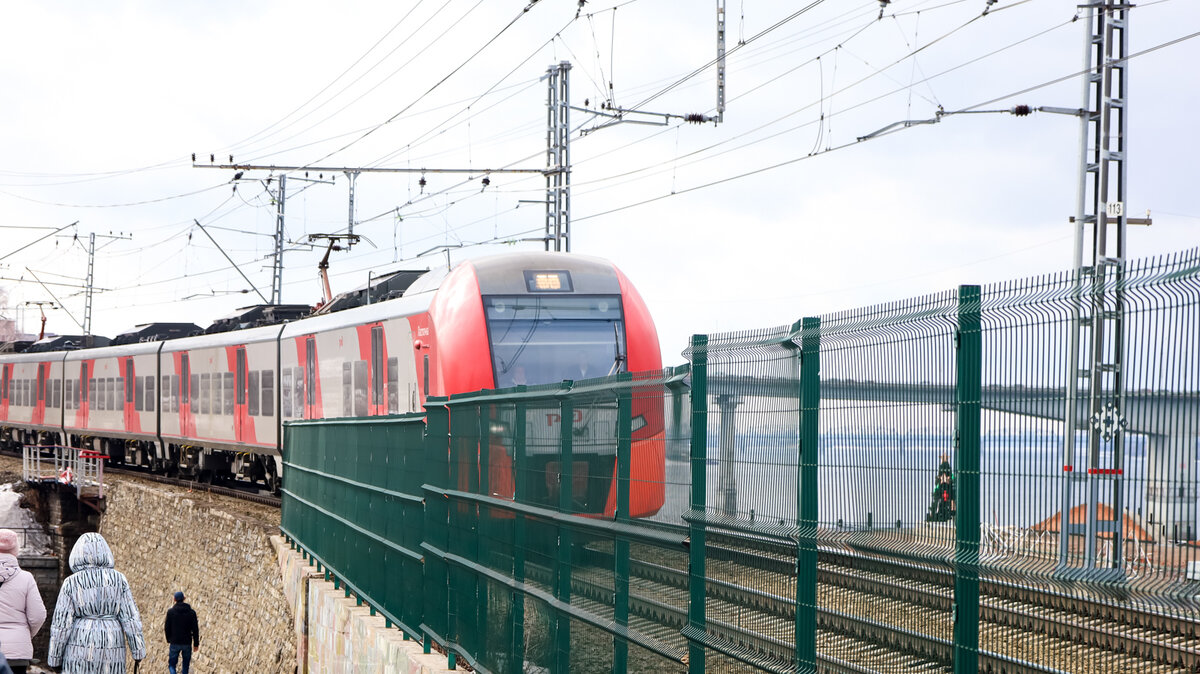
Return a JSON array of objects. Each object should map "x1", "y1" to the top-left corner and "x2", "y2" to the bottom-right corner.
[
  {"x1": 489, "y1": 421, "x2": 511, "y2": 435},
  {"x1": 631, "y1": 415, "x2": 647, "y2": 432}
]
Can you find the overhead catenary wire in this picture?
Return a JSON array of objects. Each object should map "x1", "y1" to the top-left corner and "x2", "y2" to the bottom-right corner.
[{"x1": 574, "y1": 25, "x2": 1200, "y2": 223}]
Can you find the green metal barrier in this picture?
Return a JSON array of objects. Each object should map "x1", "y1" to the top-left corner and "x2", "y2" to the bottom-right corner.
[{"x1": 280, "y1": 248, "x2": 1200, "y2": 674}]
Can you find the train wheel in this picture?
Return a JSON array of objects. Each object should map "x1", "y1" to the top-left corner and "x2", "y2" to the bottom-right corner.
[{"x1": 265, "y1": 464, "x2": 280, "y2": 494}]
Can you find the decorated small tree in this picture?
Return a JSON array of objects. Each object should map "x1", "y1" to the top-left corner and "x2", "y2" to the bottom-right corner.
[{"x1": 926, "y1": 453, "x2": 956, "y2": 522}]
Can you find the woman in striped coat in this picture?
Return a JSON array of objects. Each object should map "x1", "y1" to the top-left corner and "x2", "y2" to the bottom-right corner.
[{"x1": 47, "y1": 533, "x2": 146, "y2": 674}]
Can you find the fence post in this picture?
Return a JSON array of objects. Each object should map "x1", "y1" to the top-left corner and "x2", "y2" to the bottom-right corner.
[
  {"x1": 476, "y1": 404, "x2": 490, "y2": 665},
  {"x1": 795, "y1": 318, "x2": 820, "y2": 673},
  {"x1": 511, "y1": 392, "x2": 528, "y2": 671},
  {"x1": 954, "y1": 286, "x2": 982, "y2": 674},
  {"x1": 613, "y1": 373, "x2": 633, "y2": 673},
  {"x1": 554, "y1": 388, "x2": 575, "y2": 674},
  {"x1": 422, "y1": 399, "x2": 450, "y2": 661},
  {"x1": 687, "y1": 335, "x2": 708, "y2": 674}
]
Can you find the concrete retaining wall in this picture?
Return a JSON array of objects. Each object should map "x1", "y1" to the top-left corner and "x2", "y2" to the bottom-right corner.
[
  {"x1": 100, "y1": 482, "x2": 296, "y2": 673},
  {"x1": 273, "y1": 536, "x2": 452, "y2": 674}
]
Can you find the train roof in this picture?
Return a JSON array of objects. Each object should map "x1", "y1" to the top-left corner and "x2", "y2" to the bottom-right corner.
[
  {"x1": 311, "y1": 268, "x2": 430, "y2": 316},
  {"x1": 205, "y1": 304, "x2": 312, "y2": 334},
  {"x1": 160, "y1": 322, "x2": 286, "y2": 352},
  {"x1": 0, "y1": 340, "x2": 33, "y2": 354},
  {"x1": 63, "y1": 339, "x2": 163, "y2": 361},
  {"x1": 112, "y1": 323, "x2": 203, "y2": 345},
  {"x1": 26, "y1": 335, "x2": 110, "y2": 352}
]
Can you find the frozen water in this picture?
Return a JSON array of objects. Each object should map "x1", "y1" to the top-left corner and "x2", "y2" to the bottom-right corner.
[{"x1": 0, "y1": 484, "x2": 52, "y2": 555}]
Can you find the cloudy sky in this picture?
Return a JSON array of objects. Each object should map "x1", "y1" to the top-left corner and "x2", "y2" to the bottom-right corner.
[{"x1": 1, "y1": 0, "x2": 1196, "y2": 360}]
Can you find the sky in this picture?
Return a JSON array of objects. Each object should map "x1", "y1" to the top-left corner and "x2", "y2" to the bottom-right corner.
[{"x1": 0, "y1": 0, "x2": 1197, "y2": 364}]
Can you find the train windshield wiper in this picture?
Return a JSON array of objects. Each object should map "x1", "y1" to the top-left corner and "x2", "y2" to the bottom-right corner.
[{"x1": 608, "y1": 323, "x2": 626, "y2": 377}]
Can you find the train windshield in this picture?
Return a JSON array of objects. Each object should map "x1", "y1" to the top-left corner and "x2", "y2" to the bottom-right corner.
[{"x1": 485, "y1": 295, "x2": 625, "y2": 388}]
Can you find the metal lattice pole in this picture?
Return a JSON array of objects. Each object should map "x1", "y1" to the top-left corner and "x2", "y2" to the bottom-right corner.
[
  {"x1": 545, "y1": 62, "x2": 571, "y2": 252},
  {"x1": 1061, "y1": 0, "x2": 1130, "y2": 578},
  {"x1": 83, "y1": 233, "x2": 95, "y2": 336},
  {"x1": 272, "y1": 175, "x2": 287, "y2": 305}
]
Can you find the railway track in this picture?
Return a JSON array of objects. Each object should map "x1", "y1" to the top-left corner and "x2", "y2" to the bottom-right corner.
[
  {"x1": 584, "y1": 528, "x2": 1200, "y2": 672},
  {"x1": 102, "y1": 465, "x2": 283, "y2": 507}
]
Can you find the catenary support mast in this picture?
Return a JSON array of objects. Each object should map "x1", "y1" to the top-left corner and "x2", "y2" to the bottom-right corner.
[{"x1": 1060, "y1": 0, "x2": 1131, "y2": 579}]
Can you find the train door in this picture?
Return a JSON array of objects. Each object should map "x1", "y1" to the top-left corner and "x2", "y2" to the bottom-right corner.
[
  {"x1": 370, "y1": 325, "x2": 384, "y2": 416},
  {"x1": 305, "y1": 336, "x2": 317, "y2": 419},
  {"x1": 180, "y1": 353, "x2": 191, "y2": 436},
  {"x1": 1, "y1": 364, "x2": 9, "y2": 419},
  {"x1": 34, "y1": 363, "x2": 46, "y2": 425},
  {"x1": 235, "y1": 347, "x2": 247, "y2": 439},
  {"x1": 124, "y1": 358, "x2": 136, "y2": 431}
]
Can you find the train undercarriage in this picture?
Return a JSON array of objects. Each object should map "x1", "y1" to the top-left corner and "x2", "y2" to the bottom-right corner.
[{"x1": 0, "y1": 425, "x2": 281, "y2": 494}]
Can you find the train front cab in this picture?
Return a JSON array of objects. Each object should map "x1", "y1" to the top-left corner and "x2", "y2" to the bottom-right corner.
[{"x1": 430, "y1": 253, "x2": 666, "y2": 519}]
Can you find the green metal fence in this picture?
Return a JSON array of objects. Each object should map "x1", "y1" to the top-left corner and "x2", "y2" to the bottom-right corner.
[{"x1": 281, "y1": 248, "x2": 1200, "y2": 673}]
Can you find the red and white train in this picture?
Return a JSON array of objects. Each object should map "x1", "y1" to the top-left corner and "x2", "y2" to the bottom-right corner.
[{"x1": 0, "y1": 252, "x2": 666, "y2": 516}]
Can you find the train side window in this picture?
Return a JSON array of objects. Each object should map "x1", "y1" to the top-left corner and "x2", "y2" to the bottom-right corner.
[
  {"x1": 190, "y1": 374, "x2": 199, "y2": 408},
  {"x1": 211, "y1": 374, "x2": 222, "y2": 415},
  {"x1": 281, "y1": 369, "x2": 293, "y2": 418},
  {"x1": 423, "y1": 355, "x2": 430, "y2": 398},
  {"x1": 161, "y1": 376, "x2": 170, "y2": 410},
  {"x1": 248, "y1": 371, "x2": 260, "y2": 416},
  {"x1": 353, "y1": 361, "x2": 367, "y2": 417},
  {"x1": 36, "y1": 367, "x2": 44, "y2": 402},
  {"x1": 170, "y1": 375, "x2": 179, "y2": 413},
  {"x1": 1, "y1": 370, "x2": 6, "y2": 401},
  {"x1": 125, "y1": 361, "x2": 135, "y2": 403},
  {"x1": 145, "y1": 376, "x2": 155, "y2": 411},
  {"x1": 80, "y1": 364, "x2": 89, "y2": 403},
  {"x1": 223, "y1": 373, "x2": 234, "y2": 415},
  {"x1": 387, "y1": 357, "x2": 399, "y2": 414},
  {"x1": 260, "y1": 370, "x2": 274, "y2": 418},
  {"x1": 293, "y1": 367, "x2": 304, "y2": 417},
  {"x1": 98, "y1": 379, "x2": 107, "y2": 411},
  {"x1": 115, "y1": 378, "x2": 124, "y2": 408},
  {"x1": 64, "y1": 380, "x2": 72, "y2": 410},
  {"x1": 341, "y1": 363, "x2": 352, "y2": 416},
  {"x1": 200, "y1": 374, "x2": 211, "y2": 415},
  {"x1": 134, "y1": 375, "x2": 145, "y2": 412},
  {"x1": 55, "y1": 379, "x2": 62, "y2": 408}
]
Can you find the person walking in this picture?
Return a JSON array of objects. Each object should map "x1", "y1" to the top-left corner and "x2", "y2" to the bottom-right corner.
[
  {"x1": 0, "y1": 530, "x2": 45, "y2": 674},
  {"x1": 163, "y1": 591, "x2": 199, "y2": 674},
  {"x1": 47, "y1": 533, "x2": 145, "y2": 674}
]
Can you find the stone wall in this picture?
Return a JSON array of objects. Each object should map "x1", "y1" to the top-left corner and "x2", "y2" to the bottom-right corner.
[
  {"x1": 100, "y1": 482, "x2": 296, "y2": 673},
  {"x1": 273, "y1": 537, "x2": 452, "y2": 674},
  {"x1": 18, "y1": 555, "x2": 58, "y2": 661}
]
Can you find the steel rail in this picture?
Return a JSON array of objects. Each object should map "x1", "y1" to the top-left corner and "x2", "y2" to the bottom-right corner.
[{"x1": 628, "y1": 540, "x2": 1200, "y2": 670}]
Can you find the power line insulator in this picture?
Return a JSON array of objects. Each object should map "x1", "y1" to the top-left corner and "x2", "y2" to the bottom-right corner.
[
  {"x1": 1012, "y1": 105, "x2": 1032, "y2": 117},
  {"x1": 684, "y1": 113, "x2": 708, "y2": 124},
  {"x1": 482, "y1": 176, "x2": 491, "y2": 188}
]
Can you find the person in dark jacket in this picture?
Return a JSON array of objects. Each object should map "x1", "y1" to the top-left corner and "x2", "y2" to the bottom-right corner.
[{"x1": 163, "y1": 592, "x2": 199, "y2": 674}]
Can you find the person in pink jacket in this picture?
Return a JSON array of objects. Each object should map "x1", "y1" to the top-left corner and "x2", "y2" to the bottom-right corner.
[{"x1": 0, "y1": 529, "x2": 46, "y2": 674}]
